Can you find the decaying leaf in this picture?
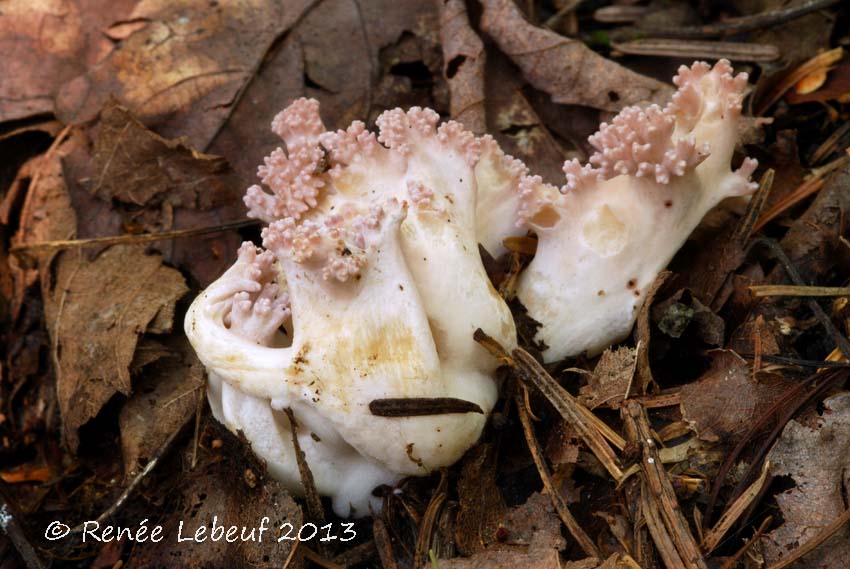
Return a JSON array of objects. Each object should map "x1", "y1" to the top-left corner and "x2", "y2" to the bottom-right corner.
[
  {"x1": 119, "y1": 336, "x2": 204, "y2": 479},
  {"x1": 479, "y1": 0, "x2": 672, "y2": 111},
  {"x1": 442, "y1": 493, "x2": 565, "y2": 569},
  {"x1": 680, "y1": 350, "x2": 790, "y2": 443},
  {"x1": 0, "y1": 0, "x2": 137, "y2": 122},
  {"x1": 579, "y1": 346, "x2": 637, "y2": 410},
  {"x1": 208, "y1": 0, "x2": 441, "y2": 190},
  {"x1": 439, "y1": 0, "x2": 486, "y2": 134},
  {"x1": 762, "y1": 392, "x2": 850, "y2": 568},
  {"x1": 125, "y1": 428, "x2": 303, "y2": 569},
  {"x1": 42, "y1": 244, "x2": 188, "y2": 450},
  {"x1": 55, "y1": 0, "x2": 316, "y2": 148},
  {"x1": 652, "y1": 289, "x2": 725, "y2": 346},
  {"x1": 91, "y1": 102, "x2": 236, "y2": 208}
]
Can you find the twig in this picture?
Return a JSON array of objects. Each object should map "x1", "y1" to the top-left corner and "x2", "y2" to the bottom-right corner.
[
  {"x1": 640, "y1": 479, "x2": 684, "y2": 569},
  {"x1": 373, "y1": 516, "x2": 399, "y2": 569},
  {"x1": 283, "y1": 409, "x2": 326, "y2": 530},
  {"x1": 811, "y1": 121, "x2": 850, "y2": 164},
  {"x1": 0, "y1": 489, "x2": 49, "y2": 569},
  {"x1": 282, "y1": 538, "x2": 301, "y2": 569},
  {"x1": 70, "y1": 423, "x2": 184, "y2": 533},
  {"x1": 622, "y1": 401, "x2": 708, "y2": 569},
  {"x1": 750, "y1": 284, "x2": 850, "y2": 297},
  {"x1": 11, "y1": 219, "x2": 258, "y2": 259},
  {"x1": 767, "y1": 506, "x2": 850, "y2": 569},
  {"x1": 753, "y1": 238, "x2": 850, "y2": 359},
  {"x1": 718, "y1": 516, "x2": 772, "y2": 569},
  {"x1": 734, "y1": 169, "x2": 774, "y2": 242},
  {"x1": 515, "y1": 386, "x2": 601, "y2": 558},
  {"x1": 414, "y1": 472, "x2": 447, "y2": 569},
  {"x1": 701, "y1": 461, "x2": 770, "y2": 553},
  {"x1": 612, "y1": 39, "x2": 779, "y2": 62},
  {"x1": 639, "y1": 0, "x2": 841, "y2": 39},
  {"x1": 474, "y1": 329, "x2": 624, "y2": 481}
]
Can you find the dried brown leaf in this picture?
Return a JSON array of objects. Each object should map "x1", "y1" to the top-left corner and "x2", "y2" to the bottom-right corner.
[
  {"x1": 91, "y1": 102, "x2": 236, "y2": 208},
  {"x1": 579, "y1": 346, "x2": 637, "y2": 410},
  {"x1": 442, "y1": 493, "x2": 565, "y2": 569},
  {"x1": 439, "y1": 0, "x2": 486, "y2": 134},
  {"x1": 55, "y1": 0, "x2": 315, "y2": 148},
  {"x1": 479, "y1": 0, "x2": 672, "y2": 111},
  {"x1": 119, "y1": 336, "x2": 203, "y2": 479},
  {"x1": 42, "y1": 244, "x2": 188, "y2": 450},
  {"x1": 680, "y1": 350, "x2": 791, "y2": 443},
  {"x1": 762, "y1": 392, "x2": 850, "y2": 568},
  {"x1": 208, "y1": 0, "x2": 440, "y2": 190},
  {"x1": 125, "y1": 431, "x2": 303, "y2": 569},
  {"x1": 0, "y1": 0, "x2": 137, "y2": 122}
]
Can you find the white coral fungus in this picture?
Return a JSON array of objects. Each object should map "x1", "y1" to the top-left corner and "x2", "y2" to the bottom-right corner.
[{"x1": 185, "y1": 60, "x2": 757, "y2": 516}]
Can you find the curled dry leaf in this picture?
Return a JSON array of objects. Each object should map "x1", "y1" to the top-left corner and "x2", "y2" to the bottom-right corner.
[
  {"x1": 119, "y1": 336, "x2": 204, "y2": 479},
  {"x1": 680, "y1": 350, "x2": 792, "y2": 443},
  {"x1": 42, "y1": 245, "x2": 188, "y2": 450},
  {"x1": 762, "y1": 392, "x2": 850, "y2": 568},
  {"x1": 479, "y1": 0, "x2": 672, "y2": 111},
  {"x1": 579, "y1": 346, "x2": 637, "y2": 410},
  {"x1": 439, "y1": 0, "x2": 486, "y2": 134},
  {"x1": 55, "y1": 0, "x2": 316, "y2": 148},
  {"x1": 0, "y1": 0, "x2": 137, "y2": 122}
]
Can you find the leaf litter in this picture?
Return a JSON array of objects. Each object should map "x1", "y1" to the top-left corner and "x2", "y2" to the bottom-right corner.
[{"x1": 1, "y1": 1, "x2": 850, "y2": 568}]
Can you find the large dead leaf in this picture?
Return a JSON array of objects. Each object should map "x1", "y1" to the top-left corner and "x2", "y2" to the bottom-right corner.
[
  {"x1": 439, "y1": 0, "x2": 486, "y2": 134},
  {"x1": 442, "y1": 492, "x2": 565, "y2": 569},
  {"x1": 42, "y1": 244, "x2": 188, "y2": 450},
  {"x1": 55, "y1": 0, "x2": 316, "y2": 149},
  {"x1": 680, "y1": 350, "x2": 791, "y2": 443},
  {"x1": 479, "y1": 0, "x2": 672, "y2": 111},
  {"x1": 125, "y1": 427, "x2": 303, "y2": 569},
  {"x1": 762, "y1": 392, "x2": 850, "y2": 568},
  {"x1": 65, "y1": 102, "x2": 244, "y2": 286},
  {"x1": 119, "y1": 336, "x2": 203, "y2": 479},
  {"x1": 208, "y1": 0, "x2": 440, "y2": 190},
  {"x1": 0, "y1": 0, "x2": 137, "y2": 122}
]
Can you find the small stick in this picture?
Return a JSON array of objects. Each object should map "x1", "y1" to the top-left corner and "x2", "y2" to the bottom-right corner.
[
  {"x1": 474, "y1": 329, "x2": 624, "y2": 481},
  {"x1": 718, "y1": 516, "x2": 772, "y2": 569},
  {"x1": 302, "y1": 546, "x2": 345, "y2": 569},
  {"x1": 623, "y1": 401, "x2": 708, "y2": 569},
  {"x1": 11, "y1": 219, "x2": 258, "y2": 258},
  {"x1": 639, "y1": 0, "x2": 841, "y2": 39},
  {"x1": 515, "y1": 386, "x2": 601, "y2": 558},
  {"x1": 701, "y1": 461, "x2": 770, "y2": 553},
  {"x1": 70, "y1": 423, "x2": 184, "y2": 533},
  {"x1": 749, "y1": 284, "x2": 850, "y2": 297},
  {"x1": 414, "y1": 473, "x2": 447, "y2": 569},
  {"x1": 0, "y1": 490, "x2": 49, "y2": 569},
  {"x1": 283, "y1": 409, "x2": 326, "y2": 532},
  {"x1": 612, "y1": 39, "x2": 779, "y2": 62}
]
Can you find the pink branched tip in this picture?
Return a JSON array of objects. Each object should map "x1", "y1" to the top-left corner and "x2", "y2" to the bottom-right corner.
[
  {"x1": 262, "y1": 200, "x2": 407, "y2": 282},
  {"x1": 246, "y1": 144, "x2": 325, "y2": 221},
  {"x1": 437, "y1": 121, "x2": 481, "y2": 166},
  {"x1": 318, "y1": 121, "x2": 381, "y2": 166},
  {"x1": 669, "y1": 59, "x2": 749, "y2": 130},
  {"x1": 479, "y1": 135, "x2": 528, "y2": 183},
  {"x1": 406, "y1": 180, "x2": 435, "y2": 208},
  {"x1": 271, "y1": 97, "x2": 325, "y2": 149},
  {"x1": 517, "y1": 175, "x2": 558, "y2": 226},
  {"x1": 586, "y1": 104, "x2": 708, "y2": 185},
  {"x1": 562, "y1": 159, "x2": 601, "y2": 193},
  {"x1": 376, "y1": 107, "x2": 440, "y2": 155}
]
